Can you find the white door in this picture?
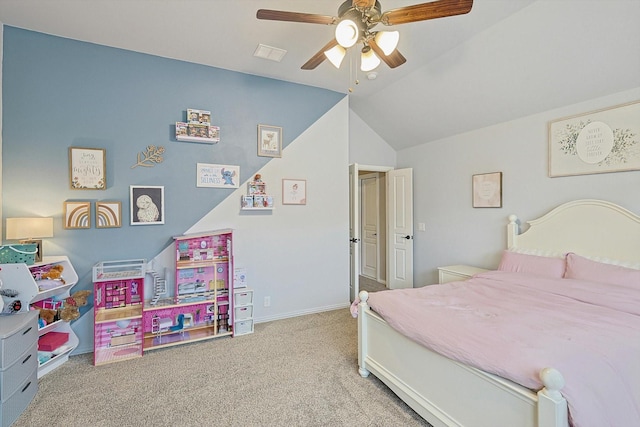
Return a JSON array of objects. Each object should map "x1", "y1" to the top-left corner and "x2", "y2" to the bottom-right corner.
[
  {"x1": 387, "y1": 168, "x2": 414, "y2": 289},
  {"x1": 360, "y1": 173, "x2": 379, "y2": 279},
  {"x1": 349, "y1": 163, "x2": 360, "y2": 302}
]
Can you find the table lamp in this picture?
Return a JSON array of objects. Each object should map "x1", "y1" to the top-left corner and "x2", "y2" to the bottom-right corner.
[{"x1": 6, "y1": 217, "x2": 54, "y2": 262}]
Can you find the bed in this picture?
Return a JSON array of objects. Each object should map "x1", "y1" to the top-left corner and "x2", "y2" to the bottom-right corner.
[{"x1": 356, "y1": 199, "x2": 640, "y2": 427}]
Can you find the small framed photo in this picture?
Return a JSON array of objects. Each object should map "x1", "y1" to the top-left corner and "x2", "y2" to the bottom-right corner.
[
  {"x1": 130, "y1": 186, "x2": 164, "y2": 225},
  {"x1": 472, "y1": 172, "x2": 502, "y2": 208},
  {"x1": 69, "y1": 147, "x2": 106, "y2": 190},
  {"x1": 258, "y1": 124, "x2": 282, "y2": 158},
  {"x1": 63, "y1": 201, "x2": 91, "y2": 229},
  {"x1": 96, "y1": 201, "x2": 122, "y2": 228},
  {"x1": 282, "y1": 179, "x2": 306, "y2": 205}
]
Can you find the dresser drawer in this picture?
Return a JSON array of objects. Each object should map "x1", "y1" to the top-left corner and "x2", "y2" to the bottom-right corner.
[
  {"x1": 0, "y1": 312, "x2": 38, "y2": 367},
  {"x1": 0, "y1": 343, "x2": 37, "y2": 401},
  {"x1": 0, "y1": 368, "x2": 37, "y2": 427}
]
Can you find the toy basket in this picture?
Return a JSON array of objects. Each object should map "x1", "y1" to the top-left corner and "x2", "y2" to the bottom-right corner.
[{"x1": 0, "y1": 244, "x2": 38, "y2": 265}]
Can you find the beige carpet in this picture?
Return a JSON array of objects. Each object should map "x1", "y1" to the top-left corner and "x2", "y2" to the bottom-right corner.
[{"x1": 14, "y1": 309, "x2": 431, "y2": 427}]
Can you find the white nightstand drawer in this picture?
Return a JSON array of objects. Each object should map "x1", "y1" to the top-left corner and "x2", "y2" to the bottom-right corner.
[{"x1": 438, "y1": 265, "x2": 489, "y2": 284}]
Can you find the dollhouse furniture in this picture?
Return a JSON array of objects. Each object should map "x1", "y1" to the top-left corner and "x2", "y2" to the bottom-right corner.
[
  {"x1": 92, "y1": 259, "x2": 145, "y2": 366},
  {"x1": 233, "y1": 288, "x2": 254, "y2": 336},
  {"x1": 142, "y1": 229, "x2": 235, "y2": 350},
  {"x1": 0, "y1": 311, "x2": 38, "y2": 427}
]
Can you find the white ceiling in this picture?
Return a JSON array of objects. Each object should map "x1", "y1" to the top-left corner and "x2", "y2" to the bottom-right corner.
[{"x1": 0, "y1": 0, "x2": 638, "y2": 150}]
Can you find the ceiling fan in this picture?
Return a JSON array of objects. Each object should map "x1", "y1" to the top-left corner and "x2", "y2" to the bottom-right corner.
[{"x1": 257, "y1": 0, "x2": 473, "y2": 72}]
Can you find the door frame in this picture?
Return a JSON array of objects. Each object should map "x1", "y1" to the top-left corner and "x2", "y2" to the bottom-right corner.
[{"x1": 349, "y1": 163, "x2": 395, "y2": 302}]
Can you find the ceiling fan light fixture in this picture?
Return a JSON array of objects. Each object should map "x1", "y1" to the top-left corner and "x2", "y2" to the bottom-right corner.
[
  {"x1": 324, "y1": 45, "x2": 346, "y2": 68},
  {"x1": 335, "y1": 19, "x2": 359, "y2": 48},
  {"x1": 375, "y1": 31, "x2": 400, "y2": 56},
  {"x1": 360, "y1": 46, "x2": 380, "y2": 72}
]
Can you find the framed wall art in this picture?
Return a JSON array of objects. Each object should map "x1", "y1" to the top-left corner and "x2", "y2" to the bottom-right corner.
[
  {"x1": 282, "y1": 179, "x2": 306, "y2": 205},
  {"x1": 472, "y1": 172, "x2": 502, "y2": 208},
  {"x1": 63, "y1": 201, "x2": 91, "y2": 229},
  {"x1": 96, "y1": 201, "x2": 122, "y2": 228},
  {"x1": 548, "y1": 100, "x2": 640, "y2": 177},
  {"x1": 196, "y1": 163, "x2": 240, "y2": 188},
  {"x1": 69, "y1": 147, "x2": 106, "y2": 189},
  {"x1": 257, "y1": 124, "x2": 282, "y2": 158},
  {"x1": 130, "y1": 186, "x2": 164, "y2": 225}
]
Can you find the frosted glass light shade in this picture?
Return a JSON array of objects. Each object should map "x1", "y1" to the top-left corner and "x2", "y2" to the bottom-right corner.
[
  {"x1": 6, "y1": 217, "x2": 54, "y2": 239},
  {"x1": 360, "y1": 48, "x2": 380, "y2": 72},
  {"x1": 324, "y1": 45, "x2": 346, "y2": 68},
  {"x1": 375, "y1": 31, "x2": 400, "y2": 55},
  {"x1": 336, "y1": 19, "x2": 359, "y2": 48}
]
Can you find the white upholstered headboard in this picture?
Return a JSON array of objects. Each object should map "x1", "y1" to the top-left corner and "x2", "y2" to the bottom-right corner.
[{"x1": 507, "y1": 199, "x2": 640, "y2": 264}]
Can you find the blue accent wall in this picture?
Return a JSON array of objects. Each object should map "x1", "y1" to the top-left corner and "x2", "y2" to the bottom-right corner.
[{"x1": 2, "y1": 26, "x2": 343, "y2": 288}]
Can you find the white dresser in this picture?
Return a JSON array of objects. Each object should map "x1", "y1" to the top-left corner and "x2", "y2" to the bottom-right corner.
[{"x1": 0, "y1": 311, "x2": 38, "y2": 427}]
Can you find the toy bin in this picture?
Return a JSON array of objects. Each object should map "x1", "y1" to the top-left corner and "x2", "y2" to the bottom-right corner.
[
  {"x1": 0, "y1": 244, "x2": 37, "y2": 265},
  {"x1": 234, "y1": 305, "x2": 253, "y2": 321}
]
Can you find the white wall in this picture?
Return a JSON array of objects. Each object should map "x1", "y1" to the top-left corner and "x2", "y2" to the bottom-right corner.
[
  {"x1": 398, "y1": 88, "x2": 640, "y2": 286},
  {"x1": 349, "y1": 109, "x2": 396, "y2": 167},
  {"x1": 151, "y1": 97, "x2": 351, "y2": 323}
]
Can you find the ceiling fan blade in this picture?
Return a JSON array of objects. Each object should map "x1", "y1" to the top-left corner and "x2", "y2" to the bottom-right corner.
[
  {"x1": 369, "y1": 38, "x2": 407, "y2": 68},
  {"x1": 380, "y1": 0, "x2": 473, "y2": 26},
  {"x1": 352, "y1": 0, "x2": 377, "y2": 9},
  {"x1": 301, "y1": 39, "x2": 340, "y2": 70},
  {"x1": 257, "y1": 9, "x2": 336, "y2": 25}
]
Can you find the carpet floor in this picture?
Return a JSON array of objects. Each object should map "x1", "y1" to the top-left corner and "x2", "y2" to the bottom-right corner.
[{"x1": 14, "y1": 308, "x2": 431, "y2": 427}]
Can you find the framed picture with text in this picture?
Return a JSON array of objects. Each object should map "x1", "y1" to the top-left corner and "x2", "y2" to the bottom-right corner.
[
  {"x1": 472, "y1": 172, "x2": 502, "y2": 208},
  {"x1": 69, "y1": 147, "x2": 106, "y2": 189}
]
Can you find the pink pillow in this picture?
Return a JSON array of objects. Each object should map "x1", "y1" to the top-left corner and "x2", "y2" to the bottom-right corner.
[
  {"x1": 564, "y1": 253, "x2": 640, "y2": 287},
  {"x1": 497, "y1": 250, "x2": 566, "y2": 278}
]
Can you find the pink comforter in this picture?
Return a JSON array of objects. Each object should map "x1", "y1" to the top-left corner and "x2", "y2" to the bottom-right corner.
[{"x1": 363, "y1": 271, "x2": 640, "y2": 427}]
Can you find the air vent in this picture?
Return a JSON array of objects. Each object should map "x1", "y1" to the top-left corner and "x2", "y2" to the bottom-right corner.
[{"x1": 253, "y1": 44, "x2": 287, "y2": 62}]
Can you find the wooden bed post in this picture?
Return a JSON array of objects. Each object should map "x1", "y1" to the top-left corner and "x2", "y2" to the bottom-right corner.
[
  {"x1": 357, "y1": 291, "x2": 370, "y2": 378},
  {"x1": 537, "y1": 368, "x2": 569, "y2": 427}
]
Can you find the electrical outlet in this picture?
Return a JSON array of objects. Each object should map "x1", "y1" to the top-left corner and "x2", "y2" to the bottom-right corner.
[
  {"x1": 264, "y1": 296, "x2": 271, "y2": 307},
  {"x1": 418, "y1": 223, "x2": 426, "y2": 232}
]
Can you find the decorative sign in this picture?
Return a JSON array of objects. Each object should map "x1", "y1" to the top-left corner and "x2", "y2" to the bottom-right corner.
[
  {"x1": 548, "y1": 100, "x2": 640, "y2": 177},
  {"x1": 69, "y1": 147, "x2": 106, "y2": 189},
  {"x1": 196, "y1": 163, "x2": 240, "y2": 188}
]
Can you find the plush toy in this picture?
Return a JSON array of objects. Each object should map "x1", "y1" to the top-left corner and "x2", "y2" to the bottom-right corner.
[
  {"x1": 58, "y1": 290, "x2": 92, "y2": 322},
  {"x1": 37, "y1": 308, "x2": 57, "y2": 325},
  {"x1": 41, "y1": 265, "x2": 65, "y2": 283}
]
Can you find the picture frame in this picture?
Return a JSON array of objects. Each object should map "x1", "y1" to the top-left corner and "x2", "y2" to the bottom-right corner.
[
  {"x1": 96, "y1": 201, "x2": 122, "y2": 228},
  {"x1": 548, "y1": 100, "x2": 640, "y2": 177},
  {"x1": 63, "y1": 201, "x2": 91, "y2": 229},
  {"x1": 282, "y1": 179, "x2": 306, "y2": 205},
  {"x1": 257, "y1": 124, "x2": 282, "y2": 158},
  {"x1": 69, "y1": 147, "x2": 106, "y2": 190},
  {"x1": 130, "y1": 186, "x2": 164, "y2": 225},
  {"x1": 472, "y1": 172, "x2": 502, "y2": 208},
  {"x1": 196, "y1": 163, "x2": 240, "y2": 188}
]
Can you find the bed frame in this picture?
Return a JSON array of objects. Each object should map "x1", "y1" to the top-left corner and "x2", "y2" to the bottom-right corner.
[{"x1": 357, "y1": 199, "x2": 640, "y2": 427}]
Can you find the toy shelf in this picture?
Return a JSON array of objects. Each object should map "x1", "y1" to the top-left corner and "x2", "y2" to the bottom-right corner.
[
  {"x1": 38, "y1": 330, "x2": 79, "y2": 377},
  {"x1": 94, "y1": 305, "x2": 143, "y2": 323},
  {"x1": 176, "y1": 258, "x2": 229, "y2": 269},
  {"x1": 31, "y1": 282, "x2": 74, "y2": 304},
  {"x1": 143, "y1": 324, "x2": 231, "y2": 351}
]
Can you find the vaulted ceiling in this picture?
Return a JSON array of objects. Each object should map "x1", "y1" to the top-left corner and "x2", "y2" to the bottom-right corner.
[{"x1": 1, "y1": 1, "x2": 638, "y2": 150}]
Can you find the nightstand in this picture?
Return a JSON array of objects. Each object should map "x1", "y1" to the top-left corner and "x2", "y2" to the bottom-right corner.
[{"x1": 437, "y1": 265, "x2": 489, "y2": 284}]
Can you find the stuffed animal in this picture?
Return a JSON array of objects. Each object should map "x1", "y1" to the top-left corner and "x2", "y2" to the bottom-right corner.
[
  {"x1": 58, "y1": 290, "x2": 92, "y2": 322},
  {"x1": 37, "y1": 308, "x2": 57, "y2": 325},
  {"x1": 41, "y1": 265, "x2": 65, "y2": 282}
]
